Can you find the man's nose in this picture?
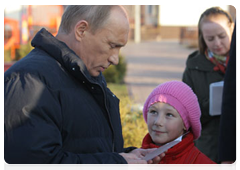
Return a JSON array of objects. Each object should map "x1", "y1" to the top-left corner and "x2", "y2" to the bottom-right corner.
[{"x1": 109, "y1": 51, "x2": 119, "y2": 65}]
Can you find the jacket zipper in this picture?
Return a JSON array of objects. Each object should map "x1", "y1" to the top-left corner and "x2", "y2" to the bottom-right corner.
[
  {"x1": 74, "y1": 67, "x2": 115, "y2": 152},
  {"x1": 92, "y1": 82, "x2": 115, "y2": 152},
  {"x1": 99, "y1": 83, "x2": 115, "y2": 152}
]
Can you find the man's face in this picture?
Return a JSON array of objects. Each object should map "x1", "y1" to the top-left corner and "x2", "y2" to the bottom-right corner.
[{"x1": 78, "y1": 9, "x2": 129, "y2": 77}]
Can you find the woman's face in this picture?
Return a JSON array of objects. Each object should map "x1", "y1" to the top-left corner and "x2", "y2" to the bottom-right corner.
[
  {"x1": 147, "y1": 102, "x2": 186, "y2": 146},
  {"x1": 201, "y1": 15, "x2": 233, "y2": 56}
]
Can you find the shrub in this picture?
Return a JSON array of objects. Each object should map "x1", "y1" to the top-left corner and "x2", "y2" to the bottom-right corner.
[
  {"x1": 4, "y1": 49, "x2": 11, "y2": 62},
  {"x1": 108, "y1": 84, "x2": 147, "y2": 148},
  {"x1": 4, "y1": 41, "x2": 33, "y2": 62},
  {"x1": 16, "y1": 41, "x2": 33, "y2": 60},
  {"x1": 103, "y1": 54, "x2": 127, "y2": 84},
  {"x1": 119, "y1": 96, "x2": 148, "y2": 148}
]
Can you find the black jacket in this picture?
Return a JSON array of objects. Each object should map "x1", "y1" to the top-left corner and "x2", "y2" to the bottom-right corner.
[
  {"x1": 4, "y1": 28, "x2": 133, "y2": 164},
  {"x1": 182, "y1": 51, "x2": 224, "y2": 125},
  {"x1": 218, "y1": 24, "x2": 236, "y2": 162}
]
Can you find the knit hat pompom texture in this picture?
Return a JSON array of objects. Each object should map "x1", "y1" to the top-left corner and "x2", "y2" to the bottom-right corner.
[{"x1": 143, "y1": 81, "x2": 201, "y2": 140}]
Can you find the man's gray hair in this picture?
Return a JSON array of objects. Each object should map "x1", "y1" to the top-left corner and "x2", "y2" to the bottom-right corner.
[{"x1": 59, "y1": 5, "x2": 123, "y2": 34}]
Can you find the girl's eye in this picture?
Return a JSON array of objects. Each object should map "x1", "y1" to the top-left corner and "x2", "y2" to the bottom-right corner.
[
  {"x1": 166, "y1": 113, "x2": 174, "y2": 117},
  {"x1": 149, "y1": 110, "x2": 157, "y2": 115}
]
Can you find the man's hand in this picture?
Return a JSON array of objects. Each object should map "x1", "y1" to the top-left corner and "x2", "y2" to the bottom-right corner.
[
  {"x1": 221, "y1": 161, "x2": 237, "y2": 170},
  {"x1": 130, "y1": 148, "x2": 165, "y2": 164},
  {"x1": 120, "y1": 148, "x2": 166, "y2": 164}
]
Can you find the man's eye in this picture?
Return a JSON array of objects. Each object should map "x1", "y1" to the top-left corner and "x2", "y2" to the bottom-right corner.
[{"x1": 110, "y1": 43, "x2": 116, "y2": 48}]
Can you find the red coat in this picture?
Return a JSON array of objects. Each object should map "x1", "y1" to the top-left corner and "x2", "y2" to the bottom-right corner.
[{"x1": 142, "y1": 132, "x2": 215, "y2": 164}]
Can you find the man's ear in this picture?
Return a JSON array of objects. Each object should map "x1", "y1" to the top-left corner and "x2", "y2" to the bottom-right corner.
[{"x1": 74, "y1": 20, "x2": 88, "y2": 41}]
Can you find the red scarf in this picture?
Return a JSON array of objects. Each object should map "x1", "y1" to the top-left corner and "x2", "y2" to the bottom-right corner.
[{"x1": 205, "y1": 49, "x2": 229, "y2": 74}]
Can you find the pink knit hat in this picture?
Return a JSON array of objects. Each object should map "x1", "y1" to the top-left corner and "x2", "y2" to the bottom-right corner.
[{"x1": 143, "y1": 81, "x2": 201, "y2": 140}]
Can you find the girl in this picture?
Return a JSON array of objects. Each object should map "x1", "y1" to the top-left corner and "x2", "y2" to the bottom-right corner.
[
  {"x1": 182, "y1": 7, "x2": 234, "y2": 163},
  {"x1": 141, "y1": 81, "x2": 215, "y2": 164}
]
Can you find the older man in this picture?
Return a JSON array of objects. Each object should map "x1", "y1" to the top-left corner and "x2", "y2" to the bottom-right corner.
[{"x1": 4, "y1": 5, "x2": 163, "y2": 164}]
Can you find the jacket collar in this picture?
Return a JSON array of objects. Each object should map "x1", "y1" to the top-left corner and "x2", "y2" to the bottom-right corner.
[
  {"x1": 186, "y1": 50, "x2": 215, "y2": 71},
  {"x1": 142, "y1": 132, "x2": 194, "y2": 158},
  {"x1": 31, "y1": 28, "x2": 103, "y2": 85}
]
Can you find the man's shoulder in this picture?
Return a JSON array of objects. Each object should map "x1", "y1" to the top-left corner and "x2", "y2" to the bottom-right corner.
[
  {"x1": 6, "y1": 49, "x2": 55, "y2": 74},
  {"x1": 4, "y1": 49, "x2": 63, "y2": 86}
]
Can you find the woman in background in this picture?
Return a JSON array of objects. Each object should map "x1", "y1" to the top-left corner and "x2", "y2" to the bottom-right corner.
[{"x1": 182, "y1": 7, "x2": 234, "y2": 163}]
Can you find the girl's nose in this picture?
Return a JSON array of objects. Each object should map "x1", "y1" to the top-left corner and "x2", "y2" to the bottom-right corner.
[{"x1": 154, "y1": 114, "x2": 164, "y2": 126}]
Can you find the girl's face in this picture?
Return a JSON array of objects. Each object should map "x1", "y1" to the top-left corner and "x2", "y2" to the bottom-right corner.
[
  {"x1": 147, "y1": 102, "x2": 186, "y2": 146},
  {"x1": 201, "y1": 15, "x2": 234, "y2": 56}
]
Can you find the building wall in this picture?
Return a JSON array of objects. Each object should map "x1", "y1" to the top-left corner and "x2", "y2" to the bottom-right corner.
[
  {"x1": 125, "y1": 5, "x2": 235, "y2": 41},
  {"x1": 158, "y1": 5, "x2": 235, "y2": 43}
]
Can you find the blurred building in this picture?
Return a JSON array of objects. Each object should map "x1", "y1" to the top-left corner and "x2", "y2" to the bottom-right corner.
[
  {"x1": 4, "y1": 5, "x2": 236, "y2": 62},
  {"x1": 4, "y1": 5, "x2": 65, "y2": 61},
  {"x1": 124, "y1": 5, "x2": 236, "y2": 46}
]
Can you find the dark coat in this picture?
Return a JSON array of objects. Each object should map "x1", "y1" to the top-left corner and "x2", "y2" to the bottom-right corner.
[
  {"x1": 182, "y1": 51, "x2": 224, "y2": 125},
  {"x1": 218, "y1": 24, "x2": 236, "y2": 162},
  {"x1": 4, "y1": 28, "x2": 133, "y2": 164},
  {"x1": 182, "y1": 50, "x2": 225, "y2": 162}
]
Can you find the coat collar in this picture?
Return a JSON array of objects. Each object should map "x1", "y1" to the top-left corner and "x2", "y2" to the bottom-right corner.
[
  {"x1": 31, "y1": 28, "x2": 103, "y2": 85},
  {"x1": 186, "y1": 50, "x2": 216, "y2": 72},
  {"x1": 142, "y1": 132, "x2": 195, "y2": 158}
]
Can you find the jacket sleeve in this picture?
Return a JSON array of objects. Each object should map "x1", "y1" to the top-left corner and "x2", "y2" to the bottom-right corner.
[{"x1": 4, "y1": 73, "x2": 127, "y2": 164}]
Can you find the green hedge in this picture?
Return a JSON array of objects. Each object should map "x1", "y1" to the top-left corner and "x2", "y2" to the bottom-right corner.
[{"x1": 4, "y1": 41, "x2": 33, "y2": 62}]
